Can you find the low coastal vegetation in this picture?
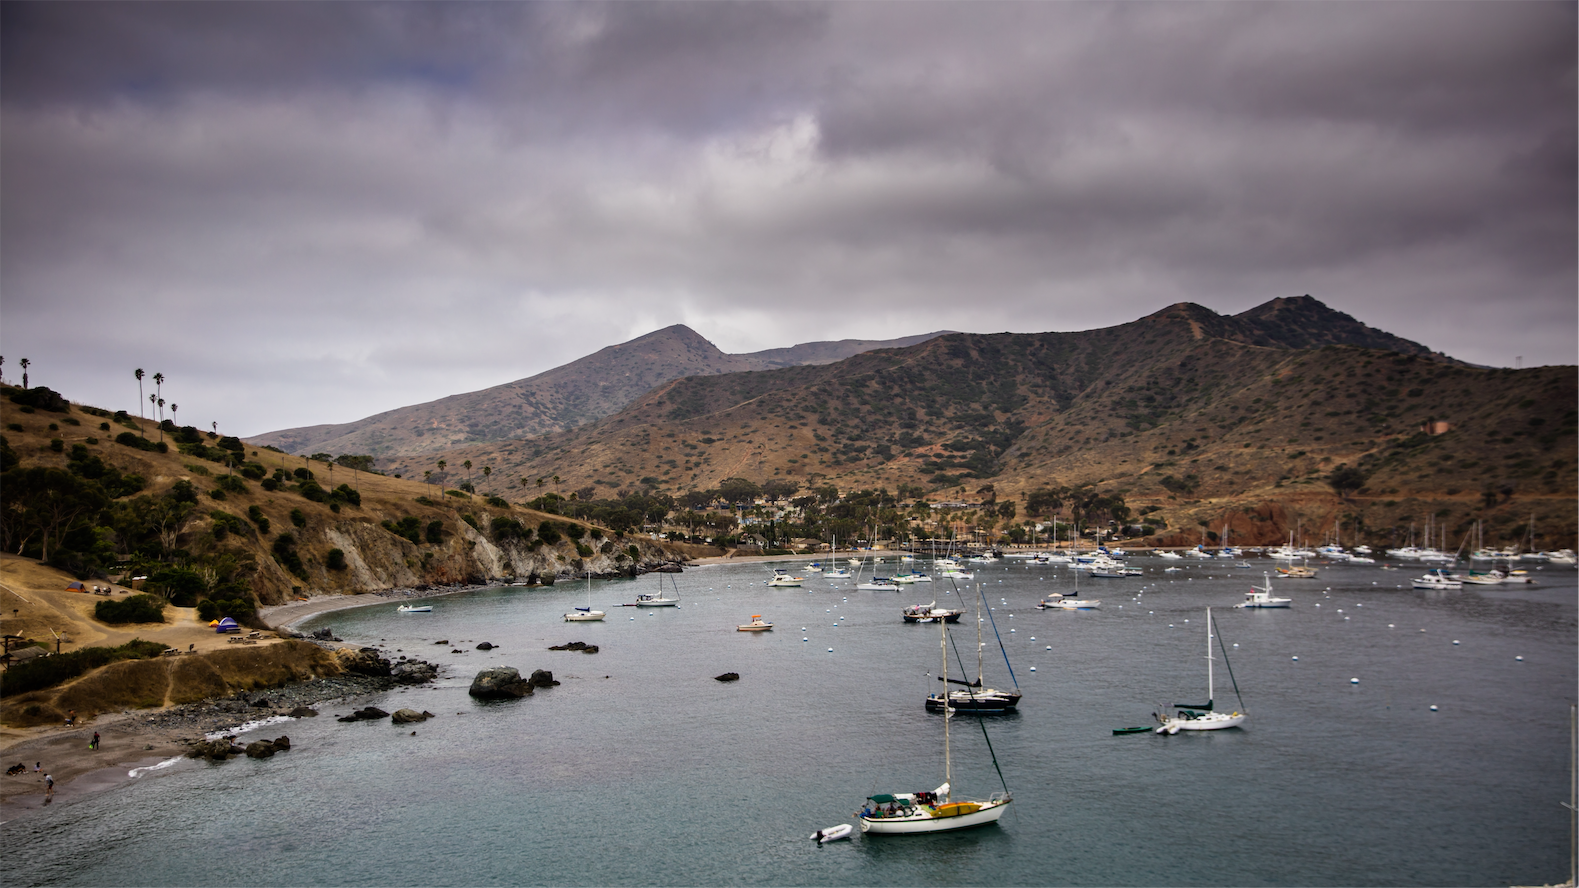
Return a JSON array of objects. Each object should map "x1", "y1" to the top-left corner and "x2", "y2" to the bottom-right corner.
[{"x1": 1, "y1": 639, "x2": 166, "y2": 698}]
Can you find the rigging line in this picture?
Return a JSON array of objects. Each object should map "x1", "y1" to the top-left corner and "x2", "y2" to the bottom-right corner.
[
  {"x1": 1212, "y1": 611, "x2": 1247, "y2": 713},
  {"x1": 979, "y1": 584, "x2": 1019, "y2": 691},
  {"x1": 946, "y1": 626, "x2": 980, "y2": 700},
  {"x1": 974, "y1": 704, "x2": 1011, "y2": 795}
]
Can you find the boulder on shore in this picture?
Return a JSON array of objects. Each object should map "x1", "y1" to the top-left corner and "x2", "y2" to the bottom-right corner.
[
  {"x1": 188, "y1": 739, "x2": 244, "y2": 761},
  {"x1": 476, "y1": 642, "x2": 496, "y2": 651},
  {"x1": 288, "y1": 706, "x2": 319, "y2": 718},
  {"x1": 391, "y1": 661, "x2": 438, "y2": 684},
  {"x1": 391, "y1": 708, "x2": 435, "y2": 724},
  {"x1": 469, "y1": 667, "x2": 534, "y2": 699}
]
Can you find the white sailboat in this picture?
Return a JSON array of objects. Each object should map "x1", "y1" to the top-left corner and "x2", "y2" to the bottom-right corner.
[
  {"x1": 1156, "y1": 608, "x2": 1246, "y2": 733},
  {"x1": 824, "y1": 536, "x2": 853, "y2": 579},
  {"x1": 565, "y1": 573, "x2": 606, "y2": 621},
  {"x1": 858, "y1": 617, "x2": 1012, "y2": 834}
]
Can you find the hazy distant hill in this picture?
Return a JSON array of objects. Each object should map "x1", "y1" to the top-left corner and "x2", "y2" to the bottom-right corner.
[
  {"x1": 250, "y1": 327, "x2": 950, "y2": 460},
  {"x1": 402, "y1": 296, "x2": 1575, "y2": 548}
]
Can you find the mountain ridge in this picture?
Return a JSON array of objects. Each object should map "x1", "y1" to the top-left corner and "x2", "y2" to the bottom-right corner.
[{"x1": 250, "y1": 327, "x2": 953, "y2": 459}]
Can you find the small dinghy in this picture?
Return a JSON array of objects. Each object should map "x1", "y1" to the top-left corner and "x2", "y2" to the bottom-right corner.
[
  {"x1": 812, "y1": 823, "x2": 852, "y2": 844},
  {"x1": 1112, "y1": 726, "x2": 1153, "y2": 734},
  {"x1": 396, "y1": 604, "x2": 432, "y2": 613}
]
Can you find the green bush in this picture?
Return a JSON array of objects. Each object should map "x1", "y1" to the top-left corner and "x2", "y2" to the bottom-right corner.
[
  {"x1": 382, "y1": 516, "x2": 422, "y2": 544},
  {"x1": 0, "y1": 639, "x2": 167, "y2": 697},
  {"x1": 8, "y1": 386, "x2": 70, "y2": 413},
  {"x1": 247, "y1": 505, "x2": 271, "y2": 534},
  {"x1": 487, "y1": 495, "x2": 509, "y2": 508},
  {"x1": 326, "y1": 548, "x2": 348, "y2": 571},
  {"x1": 148, "y1": 567, "x2": 206, "y2": 606},
  {"x1": 565, "y1": 523, "x2": 586, "y2": 541},
  {"x1": 537, "y1": 521, "x2": 562, "y2": 546},
  {"x1": 425, "y1": 520, "x2": 444, "y2": 545},
  {"x1": 298, "y1": 480, "x2": 327, "y2": 502},
  {"x1": 197, "y1": 596, "x2": 256, "y2": 624},
  {"x1": 215, "y1": 474, "x2": 247, "y2": 495},
  {"x1": 272, "y1": 533, "x2": 307, "y2": 580},
  {"x1": 290, "y1": 508, "x2": 306, "y2": 527},
  {"x1": 49, "y1": 438, "x2": 64, "y2": 452},
  {"x1": 94, "y1": 594, "x2": 167, "y2": 624}
]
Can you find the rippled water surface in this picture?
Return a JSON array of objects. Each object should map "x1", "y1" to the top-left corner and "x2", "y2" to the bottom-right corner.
[{"x1": 4, "y1": 558, "x2": 1574, "y2": 886}]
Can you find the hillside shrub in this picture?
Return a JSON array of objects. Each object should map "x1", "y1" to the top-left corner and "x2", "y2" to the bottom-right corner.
[
  {"x1": 209, "y1": 510, "x2": 247, "y2": 541},
  {"x1": 0, "y1": 639, "x2": 167, "y2": 697},
  {"x1": 298, "y1": 480, "x2": 327, "y2": 502},
  {"x1": 490, "y1": 517, "x2": 531, "y2": 542},
  {"x1": 215, "y1": 474, "x2": 247, "y2": 495},
  {"x1": 290, "y1": 508, "x2": 306, "y2": 528},
  {"x1": 537, "y1": 522, "x2": 562, "y2": 546},
  {"x1": 425, "y1": 520, "x2": 444, "y2": 544},
  {"x1": 330, "y1": 484, "x2": 360, "y2": 507},
  {"x1": 293, "y1": 467, "x2": 314, "y2": 481},
  {"x1": 460, "y1": 513, "x2": 479, "y2": 531},
  {"x1": 49, "y1": 438, "x2": 64, "y2": 452},
  {"x1": 94, "y1": 594, "x2": 167, "y2": 624},
  {"x1": 382, "y1": 517, "x2": 422, "y2": 544},
  {"x1": 197, "y1": 596, "x2": 257, "y2": 624},
  {"x1": 247, "y1": 505, "x2": 271, "y2": 534},
  {"x1": 8, "y1": 386, "x2": 70, "y2": 413},
  {"x1": 271, "y1": 533, "x2": 307, "y2": 580},
  {"x1": 326, "y1": 548, "x2": 348, "y2": 571},
  {"x1": 486, "y1": 496, "x2": 509, "y2": 508},
  {"x1": 565, "y1": 524, "x2": 586, "y2": 542}
]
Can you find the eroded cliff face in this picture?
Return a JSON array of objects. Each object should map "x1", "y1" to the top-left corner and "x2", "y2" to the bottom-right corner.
[{"x1": 250, "y1": 515, "x2": 683, "y2": 605}]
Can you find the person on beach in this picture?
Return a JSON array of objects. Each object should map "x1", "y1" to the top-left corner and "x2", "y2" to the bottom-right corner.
[
  {"x1": 34, "y1": 761, "x2": 40, "y2": 773},
  {"x1": 65, "y1": 710, "x2": 75, "y2": 726},
  {"x1": 44, "y1": 773, "x2": 53, "y2": 799},
  {"x1": 90, "y1": 732, "x2": 100, "y2": 750}
]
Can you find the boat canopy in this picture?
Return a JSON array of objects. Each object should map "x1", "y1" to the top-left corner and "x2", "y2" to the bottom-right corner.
[{"x1": 1175, "y1": 699, "x2": 1213, "y2": 711}]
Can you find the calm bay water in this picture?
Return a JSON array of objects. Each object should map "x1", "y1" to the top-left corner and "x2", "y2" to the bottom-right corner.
[{"x1": 3, "y1": 557, "x2": 1574, "y2": 887}]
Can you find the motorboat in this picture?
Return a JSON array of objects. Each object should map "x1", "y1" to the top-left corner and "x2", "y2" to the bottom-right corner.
[
  {"x1": 767, "y1": 569, "x2": 804, "y2": 588},
  {"x1": 903, "y1": 602, "x2": 963, "y2": 624},
  {"x1": 1156, "y1": 551, "x2": 1183, "y2": 560},
  {"x1": 1411, "y1": 570, "x2": 1462, "y2": 591},
  {"x1": 396, "y1": 604, "x2": 432, "y2": 613},
  {"x1": 1236, "y1": 572, "x2": 1291, "y2": 608},
  {"x1": 737, "y1": 615, "x2": 773, "y2": 632},
  {"x1": 893, "y1": 572, "x2": 932, "y2": 584},
  {"x1": 1156, "y1": 608, "x2": 1246, "y2": 733},
  {"x1": 803, "y1": 562, "x2": 824, "y2": 573},
  {"x1": 1047, "y1": 598, "x2": 1100, "y2": 609},
  {"x1": 857, "y1": 578, "x2": 901, "y2": 592},
  {"x1": 1276, "y1": 560, "x2": 1318, "y2": 579}
]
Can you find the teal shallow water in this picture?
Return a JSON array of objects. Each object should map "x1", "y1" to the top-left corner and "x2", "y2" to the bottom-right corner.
[{"x1": 3, "y1": 559, "x2": 1574, "y2": 886}]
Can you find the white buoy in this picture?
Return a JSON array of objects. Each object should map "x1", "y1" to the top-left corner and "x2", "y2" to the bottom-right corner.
[
  {"x1": 1046, "y1": 646, "x2": 1052, "y2": 651},
  {"x1": 1430, "y1": 705, "x2": 1438, "y2": 711},
  {"x1": 1453, "y1": 640, "x2": 1460, "y2": 645},
  {"x1": 1516, "y1": 656, "x2": 1523, "y2": 661},
  {"x1": 1029, "y1": 666, "x2": 1036, "y2": 672},
  {"x1": 803, "y1": 638, "x2": 808, "y2": 642},
  {"x1": 1350, "y1": 677, "x2": 1359, "y2": 684},
  {"x1": 828, "y1": 648, "x2": 833, "y2": 653},
  {"x1": 1388, "y1": 624, "x2": 1395, "y2": 628},
  {"x1": 1292, "y1": 656, "x2": 1298, "y2": 661}
]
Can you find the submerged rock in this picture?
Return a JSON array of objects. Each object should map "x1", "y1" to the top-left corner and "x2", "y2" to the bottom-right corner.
[
  {"x1": 714, "y1": 673, "x2": 740, "y2": 682},
  {"x1": 548, "y1": 642, "x2": 599, "y2": 653},
  {"x1": 391, "y1": 709, "x2": 435, "y2": 724},
  {"x1": 287, "y1": 706, "x2": 319, "y2": 718},
  {"x1": 337, "y1": 706, "x2": 390, "y2": 723}
]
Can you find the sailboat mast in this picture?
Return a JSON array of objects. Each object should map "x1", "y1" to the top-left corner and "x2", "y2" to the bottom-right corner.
[
  {"x1": 976, "y1": 583, "x2": 985, "y2": 686},
  {"x1": 1206, "y1": 607, "x2": 1215, "y2": 703},
  {"x1": 941, "y1": 616, "x2": 951, "y2": 797}
]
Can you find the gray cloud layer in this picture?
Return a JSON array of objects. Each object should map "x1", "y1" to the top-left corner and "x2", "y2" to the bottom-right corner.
[{"x1": 2, "y1": 2, "x2": 1573, "y2": 437}]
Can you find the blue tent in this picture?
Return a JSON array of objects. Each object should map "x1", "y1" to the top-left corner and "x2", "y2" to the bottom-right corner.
[{"x1": 215, "y1": 617, "x2": 241, "y2": 633}]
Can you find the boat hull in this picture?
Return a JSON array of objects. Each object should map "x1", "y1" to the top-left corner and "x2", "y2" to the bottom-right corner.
[
  {"x1": 925, "y1": 690, "x2": 1022, "y2": 714},
  {"x1": 859, "y1": 797, "x2": 1010, "y2": 834},
  {"x1": 564, "y1": 612, "x2": 605, "y2": 621},
  {"x1": 1158, "y1": 711, "x2": 1245, "y2": 732}
]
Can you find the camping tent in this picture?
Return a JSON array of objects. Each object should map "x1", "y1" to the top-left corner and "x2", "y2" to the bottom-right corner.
[
  {"x1": 214, "y1": 617, "x2": 241, "y2": 633},
  {"x1": 66, "y1": 581, "x2": 87, "y2": 592}
]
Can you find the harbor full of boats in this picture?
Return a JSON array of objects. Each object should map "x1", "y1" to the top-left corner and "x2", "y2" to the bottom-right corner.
[{"x1": 10, "y1": 554, "x2": 1570, "y2": 887}]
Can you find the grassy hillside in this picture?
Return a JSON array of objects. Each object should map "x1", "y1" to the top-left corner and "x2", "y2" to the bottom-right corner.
[
  {"x1": 404, "y1": 298, "x2": 1576, "y2": 552},
  {"x1": 1, "y1": 386, "x2": 692, "y2": 618}
]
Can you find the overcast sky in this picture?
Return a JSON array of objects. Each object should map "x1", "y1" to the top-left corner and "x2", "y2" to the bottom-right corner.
[{"x1": 3, "y1": 2, "x2": 1573, "y2": 438}]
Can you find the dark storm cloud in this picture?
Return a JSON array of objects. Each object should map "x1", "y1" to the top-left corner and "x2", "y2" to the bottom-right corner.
[{"x1": 0, "y1": 2, "x2": 1572, "y2": 437}]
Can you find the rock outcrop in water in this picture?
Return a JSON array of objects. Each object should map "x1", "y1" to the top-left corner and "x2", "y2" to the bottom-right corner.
[{"x1": 468, "y1": 667, "x2": 534, "y2": 699}]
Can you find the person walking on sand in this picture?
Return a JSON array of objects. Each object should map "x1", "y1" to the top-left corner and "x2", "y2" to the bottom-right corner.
[
  {"x1": 44, "y1": 773, "x2": 53, "y2": 799},
  {"x1": 90, "y1": 732, "x2": 100, "y2": 750}
]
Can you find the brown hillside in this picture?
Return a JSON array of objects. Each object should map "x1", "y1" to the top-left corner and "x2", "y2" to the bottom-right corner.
[
  {"x1": 406, "y1": 297, "x2": 1577, "y2": 551},
  {"x1": 249, "y1": 326, "x2": 949, "y2": 460},
  {"x1": 0, "y1": 391, "x2": 692, "y2": 615}
]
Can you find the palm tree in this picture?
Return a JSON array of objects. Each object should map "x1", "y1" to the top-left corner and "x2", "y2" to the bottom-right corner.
[
  {"x1": 463, "y1": 459, "x2": 473, "y2": 497},
  {"x1": 437, "y1": 460, "x2": 447, "y2": 497},
  {"x1": 424, "y1": 470, "x2": 432, "y2": 500},
  {"x1": 135, "y1": 369, "x2": 145, "y2": 425},
  {"x1": 170, "y1": 403, "x2": 178, "y2": 431},
  {"x1": 152, "y1": 372, "x2": 164, "y2": 418},
  {"x1": 19, "y1": 357, "x2": 30, "y2": 389},
  {"x1": 482, "y1": 465, "x2": 492, "y2": 493},
  {"x1": 553, "y1": 474, "x2": 561, "y2": 497},
  {"x1": 211, "y1": 421, "x2": 217, "y2": 437}
]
